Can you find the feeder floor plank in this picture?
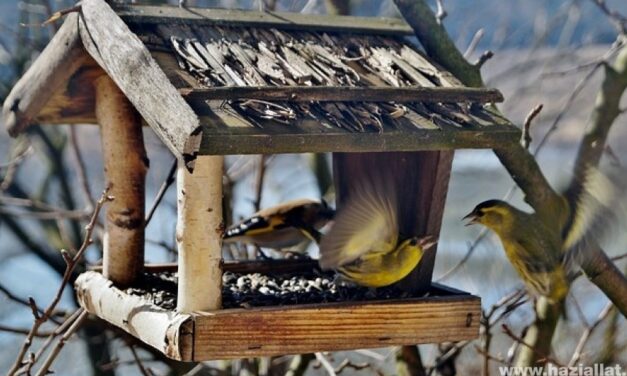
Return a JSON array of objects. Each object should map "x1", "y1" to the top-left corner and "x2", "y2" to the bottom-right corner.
[
  {"x1": 76, "y1": 270, "x2": 480, "y2": 362},
  {"x1": 192, "y1": 296, "x2": 479, "y2": 360}
]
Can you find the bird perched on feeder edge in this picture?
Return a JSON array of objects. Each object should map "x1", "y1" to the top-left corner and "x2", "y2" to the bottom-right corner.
[
  {"x1": 463, "y1": 166, "x2": 627, "y2": 304},
  {"x1": 319, "y1": 179, "x2": 436, "y2": 288},
  {"x1": 223, "y1": 198, "x2": 335, "y2": 249}
]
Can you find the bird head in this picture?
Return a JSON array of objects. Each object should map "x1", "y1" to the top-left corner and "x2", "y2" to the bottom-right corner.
[
  {"x1": 463, "y1": 199, "x2": 514, "y2": 231},
  {"x1": 400, "y1": 236, "x2": 437, "y2": 255}
]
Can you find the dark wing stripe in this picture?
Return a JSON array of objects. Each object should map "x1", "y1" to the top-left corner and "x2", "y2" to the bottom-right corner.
[{"x1": 224, "y1": 216, "x2": 271, "y2": 238}]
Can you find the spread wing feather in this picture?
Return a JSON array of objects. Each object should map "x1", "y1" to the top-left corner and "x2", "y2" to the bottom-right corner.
[
  {"x1": 562, "y1": 166, "x2": 627, "y2": 270},
  {"x1": 319, "y1": 180, "x2": 398, "y2": 270}
]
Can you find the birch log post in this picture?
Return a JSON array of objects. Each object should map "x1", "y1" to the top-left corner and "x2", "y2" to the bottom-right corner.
[
  {"x1": 96, "y1": 75, "x2": 147, "y2": 287},
  {"x1": 176, "y1": 156, "x2": 224, "y2": 312}
]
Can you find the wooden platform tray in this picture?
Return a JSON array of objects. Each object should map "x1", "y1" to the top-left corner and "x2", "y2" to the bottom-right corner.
[{"x1": 76, "y1": 265, "x2": 480, "y2": 361}]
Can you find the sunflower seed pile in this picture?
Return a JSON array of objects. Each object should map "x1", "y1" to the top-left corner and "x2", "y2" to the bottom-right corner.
[
  {"x1": 126, "y1": 270, "x2": 425, "y2": 311},
  {"x1": 155, "y1": 23, "x2": 496, "y2": 132}
]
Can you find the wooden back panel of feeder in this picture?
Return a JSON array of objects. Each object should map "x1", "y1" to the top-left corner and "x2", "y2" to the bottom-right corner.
[{"x1": 333, "y1": 151, "x2": 453, "y2": 292}]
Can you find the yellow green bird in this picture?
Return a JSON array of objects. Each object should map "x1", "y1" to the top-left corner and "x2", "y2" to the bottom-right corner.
[
  {"x1": 463, "y1": 200, "x2": 569, "y2": 302},
  {"x1": 464, "y1": 166, "x2": 627, "y2": 303},
  {"x1": 319, "y1": 181, "x2": 436, "y2": 288},
  {"x1": 223, "y1": 199, "x2": 335, "y2": 249}
]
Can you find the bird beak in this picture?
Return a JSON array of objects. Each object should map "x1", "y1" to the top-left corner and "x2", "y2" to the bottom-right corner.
[
  {"x1": 462, "y1": 212, "x2": 478, "y2": 226},
  {"x1": 418, "y1": 236, "x2": 437, "y2": 250}
]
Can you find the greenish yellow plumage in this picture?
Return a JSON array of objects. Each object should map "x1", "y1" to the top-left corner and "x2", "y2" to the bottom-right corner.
[
  {"x1": 336, "y1": 237, "x2": 430, "y2": 288},
  {"x1": 465, "y1": 166, "x2": 627, "y2": 303},
  {"x1": 319, "y1": 181, "x2": 434, "y2": 288},
  {"x1": 464, "y1": 200, "x2": 568, "y2": 302}
]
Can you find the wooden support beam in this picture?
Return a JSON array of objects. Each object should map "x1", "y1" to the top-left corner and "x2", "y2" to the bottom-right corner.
[
  {"x1": 176, "y1": 156, "x2": 224, "y2": 313},
  {"x1": 180, "y1": 86, "x2": 504, "y2": 103},
  {"x1": 398, "y1": 150, "x2": 453, "y2": 290},
  {"x1": 96, "y1": 76, "x2": 147, "y2": 287}
]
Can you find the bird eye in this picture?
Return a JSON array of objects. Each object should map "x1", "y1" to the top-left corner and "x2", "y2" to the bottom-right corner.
[
  {"x1": 409, "y1": 238, "x2": 418, "y2": 246},
  {"x1": 476, "y1": 210, "x2": 484, "y2": 217}
]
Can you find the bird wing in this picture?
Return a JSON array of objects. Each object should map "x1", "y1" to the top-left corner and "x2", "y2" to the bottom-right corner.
[
  {"x1": 319, "y1": 181, "x2": 398, "y2": 270},
  {"x1": 255, "y1": 198, "x2": 320, "y2": 217},
  {"x1": 224, "y1": 198, "x2": 322, "y2": 241},
  {"x1": 223, "y1": 214, "x2": 285, "y2": 241},
  {"x1": 562, "y1": 166, "x2": 627, "y2": 269}
]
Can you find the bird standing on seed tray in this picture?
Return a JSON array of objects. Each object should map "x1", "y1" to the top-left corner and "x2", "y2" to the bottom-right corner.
[
  {"x1": 464, "y1": 166, "x2": 627, "y2": 304},
  {"x1": 318, "y1": 180, "x2": 436, "y2": 288},
  {"x1": 223, "y1": 199, "x2": 335, "y2": 250}
]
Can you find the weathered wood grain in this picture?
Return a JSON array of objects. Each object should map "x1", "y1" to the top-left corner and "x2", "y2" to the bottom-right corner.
[
  {"x1": 2, "y1": 13, "x2": 92, "y2": 135},
  {"x1": 197, "y1": 120, "x2": 520, "y2": 155},
  {"x1": 34, "y1": 61, "x2": 104, "y2": 125},
  {"x1": 397, "y1": 150, "x2": 454, "y2": 291},
  {"x1": 78, "y1": 0, "x2": 201, "y2": 170},
  {"x1": 75, "y1": 271, "x2": 193, "y2": 361},
  {"x1": 180, "y1": 86, "x2": 504, "y2": 103},
  {"x1": 192, "y1": 294, "x2": 479, "y2": 360},
  {"x1": 77, "y1": 266, "x2": 479, "y2": 361},
  {"x1": 116, "y1": 4, "x2": 413, "y2": 35}
]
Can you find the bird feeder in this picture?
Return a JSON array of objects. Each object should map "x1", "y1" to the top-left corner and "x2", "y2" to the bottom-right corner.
[{"x1": 3, "y1": 0, "x2": 521, "y2": 361}]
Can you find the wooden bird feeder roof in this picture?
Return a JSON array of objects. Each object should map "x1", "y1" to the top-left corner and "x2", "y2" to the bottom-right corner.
[
  {"x1": 2, "y1": 1, "x2": 520, "y2": 170},
  {"x1": 2, "y1": 0, "x2": 506, "y2": 361}
]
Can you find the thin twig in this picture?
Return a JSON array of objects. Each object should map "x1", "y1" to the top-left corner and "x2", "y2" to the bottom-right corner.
[
  {"x1": 20, "y1": 4, "x2": 81, "y2": 28},
  {"x1": 0, "y1": 325, "x2": 52, "y2": 337},
  {"x1": 429, "y1": 341, "x2": 469, "y2": 375},
  {"x1": 145, "y1": 158, "x2": 177, "y2": 226},
  {"x1": 0, "y1": 283, "x2": 62, "y2": 324},
  {"x1": 31, "y1": 308, "x2": 84, "y2": 365},
  {"x1": 532, "y1": 50, "x2": 608, "y2": 156},
  {"x1": 0, "y1": 206, "x2": 90, "y2": 220},
  {"x1": 474, "y1": 345, "x2": 509, "y2": 366},
  {"x1": 501, "y1": 324, "x2": 564, "y2": 367},
  {"x1": 0, "y1": 142, "x2": 32, "y2": 169},
  {"x1": 435, "y1": 0, "x2": 447, "y2": 25},
  {"x1": 253, "y1": 155, "x2": 267, "y2": 212},
  {"x1": 7, "y1": 190, "x2": 111, "y2": 376},
  {"x1": 474, "y1": 50, "x2": 494, "y2": 69},
  {"x1": 34, "y1": 309, "x2": 88, "y2": 376},
  {"x1": 611, "y1": 252, "x2": 627, "y2": 262},
  {"x1": 68, "y1": 127, "x2": 94, "y2": 210},
  {"x1": 521, "y1": 104, "x2": 544, "y2": 149},
  {"x1": 479, "y1": 289, "x2": 527, "y2": 374},
  {"x1": 334, "y1": 359, "x2": 370, "y2": 374},
  {"x1": 315, "y1": 353, "x2": 337, "y2": 376},
  {"x1": 464, "y1": 28, "x2": 484, "y2": 58},
  {"x1": 590, "y1": 0, "x2": 627, "y2": 34},
  {"x1": 569, "y1": 302, "x2": 614, "y2": 366},
  {"x1": 0, "y1": 140, "x2": 32, "y2": 192},
  {"x1": 128, "y1": 342, "x2": 154, "y2": 376}
]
